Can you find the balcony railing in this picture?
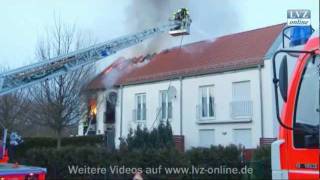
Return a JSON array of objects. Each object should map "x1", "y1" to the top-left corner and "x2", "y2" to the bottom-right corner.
[{"x1": 230, "y1": 100, "x2": 253, "y2": 118}]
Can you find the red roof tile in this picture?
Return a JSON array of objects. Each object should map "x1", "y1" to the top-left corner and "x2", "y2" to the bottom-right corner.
[
  {"x1": 86, "y1": 55, "x2": 151, "y2": 91},
  {"x1": 86, "y1": 57, "x2": 133, "y2": 91},
  {"x1": 88, "y1": 23, "x2": 284, "y2": 90}
]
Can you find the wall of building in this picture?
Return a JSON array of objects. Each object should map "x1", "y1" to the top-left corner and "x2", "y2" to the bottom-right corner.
[
  {"x1": 113, "y1": 67, "x2": 271, "y2": 149},
  {"x1": 261, "y1": 59, "x2": 278, "y2": 138},
  {"x1": 77, "y1": 65, "x2": 283, "y2": 151},
  {"x1": 78, "y1": 91, "x2": 108, "y2": 136},
  {"x1": 115, "y1": 80, "x2": 182, "y2": 147},
  {"x1": 182, "y1": 68, "x2": 262, "y2": 149},
  {"x1": 96, "y1": 91, "x2": 107, "y2": 134},
  {"x1": 78, "y1": 31, "x2": 310, "y2": 150}
]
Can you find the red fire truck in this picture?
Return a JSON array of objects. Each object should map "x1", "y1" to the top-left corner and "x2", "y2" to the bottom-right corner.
[{"x1": 271, "y1": 26, "x2": 320, "y2": 179}]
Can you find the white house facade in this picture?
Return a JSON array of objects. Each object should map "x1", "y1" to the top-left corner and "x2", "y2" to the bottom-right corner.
[{"x1": 79, "y1": 24, "x2": 289, "y2": 150}]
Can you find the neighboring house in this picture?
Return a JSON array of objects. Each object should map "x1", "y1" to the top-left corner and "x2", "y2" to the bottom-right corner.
[{"x1": 79, "y1": 23, "x2": 286, "y2": 150}]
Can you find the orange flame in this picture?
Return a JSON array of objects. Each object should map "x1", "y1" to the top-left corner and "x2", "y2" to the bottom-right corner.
[
  {"x1": 88, "y1": 99, "x2": 97, "y2": 116},
  {"x1": 90, "y1": 104, "x2": 97, "y2": 116}
]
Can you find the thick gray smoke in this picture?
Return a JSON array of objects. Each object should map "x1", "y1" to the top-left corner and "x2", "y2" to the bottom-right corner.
[
  {"x1": 102, "y1": 55, "x2": 154, "y2": 88},
  {"x1": 125, "y1": 0, "x2": 189, "y2": 56},
  {"x1": 102, "y1": 0, "x2": 240, "y2": 88},
  {"x1": 125, "y1": 0, "x2": 240, "y2": 57}
]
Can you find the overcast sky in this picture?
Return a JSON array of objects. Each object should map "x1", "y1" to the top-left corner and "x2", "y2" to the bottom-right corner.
[{"x1": 0, "y1": 0, "x2": 318, "y2": 70}]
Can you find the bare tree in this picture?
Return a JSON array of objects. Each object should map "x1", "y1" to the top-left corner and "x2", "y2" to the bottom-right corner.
[
  {"x1": 0, "y1": 67, "x2": 32, "y2": 134},
  {"x1": 0, "y1": 91, "x2": 31, "y2": 133},
  {"x1": 29, "y1": 18, "x2": 95, "y2": 149}
]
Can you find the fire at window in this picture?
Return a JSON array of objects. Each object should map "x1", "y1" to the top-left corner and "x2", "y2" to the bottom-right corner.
[
  {"x1": 83, "y1": 99, "x2": 97, "y2": 135},
  {"x1": 88, "y1": 99, "x2": 97, "y2": 121},
  {"x1": 90, "y1": 103, "x2": 97, "y2": 117}
]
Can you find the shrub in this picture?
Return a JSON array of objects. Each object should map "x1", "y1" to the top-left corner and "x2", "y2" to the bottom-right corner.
[
  {"x1": 19, "y1": 146, "x2": 108, "y2": 180},
  {"x1": 19, "y1": 146, "x2": 182, "y2": 179},
  {"x1": 12, "y1": 135, "x2": 104, "y2": 162},
  {"x1": 15, "y1": 145, "x2": 250, "y2": 180},
  {"x1": 248, "y1": 145, "x2": 271, "y2": 180},
  {"x1": 122, "y1": 121, "x2": 175, "y2": 151},
  {"x1": 10, "y1": 124, "x2": 272, "y2": 179},
  {"x1": 186, "y1": 145, "x2": 243, "y2": 180}
]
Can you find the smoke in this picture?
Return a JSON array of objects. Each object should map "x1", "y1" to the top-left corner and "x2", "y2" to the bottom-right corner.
[
  {"x1": 102, "y1": 0, "x2": 241, "y2": 88},
  {"x1": 102, "y1": 0, "x2": 240, "y2": 82},
  {"x1": 102, "y1": 58, "x2": 131, "y2": 88},
  {"x1": 125, "y1": 0, "x2": 189, "y2": 56},
  {"x1": 102, "y1": 55, "x2": 153, "y2": 88},
  {"x1": 125, "y1": 0, "x2": 240, "y2": 57},
  {"x1": 189, "y1": 0, "x2": 241, "y2": 38},
  {"x1": 101, "y1": 0, "x2": 182, "y2": 88}
]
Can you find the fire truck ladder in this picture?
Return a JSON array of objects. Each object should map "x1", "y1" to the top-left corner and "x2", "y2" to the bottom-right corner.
[{"x1": 0, "y1": 14, "x2": 191, "y2": 96}]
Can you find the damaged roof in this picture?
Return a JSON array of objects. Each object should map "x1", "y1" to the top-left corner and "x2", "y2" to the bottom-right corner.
[{"x1": 87, "y1": 23, "x2": 284, "y2": 90}]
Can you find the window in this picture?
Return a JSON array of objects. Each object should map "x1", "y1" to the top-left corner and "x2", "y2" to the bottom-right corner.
[
  {"x1": 199, "y1": 86, "x2": 215, "y2": 119},
  {"x1": 294, "y1": 56, "x2": 319, "y2": 148},
  {"x1": 160, "y1": 90, "x2": 172, "y2": 120},
  {"x1": 232, "y1": 81, "x2": 251, "y2": 100},
  {"x1": 104, "y1": 99, "x2": 115, "y2": 124},
  {"x1": 231, "y1": 81, "x2": 252, "y2": 118},
  {"x1": 233, "y1": 129, "x2": 252, "y2": 148},
  {"x1": 135, "y1": 94, "x2": 146, "y2": 121},
  {"x1": 199, "y1": 129, "x2": 215, "y2": 147}
]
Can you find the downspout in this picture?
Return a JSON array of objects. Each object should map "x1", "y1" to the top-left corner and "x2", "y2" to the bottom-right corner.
[
  {"x1": 258, "y1": 64, "x2": 264, "y2": 138},
  {"x1": 179, "y1": 77, "x2": 183, "y2": 135},
  {"x1": 120, "y1": 85, "x2": 124, "y2": 138}
]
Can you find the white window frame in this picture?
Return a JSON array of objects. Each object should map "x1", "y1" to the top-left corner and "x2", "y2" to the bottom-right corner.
[
  {"x1": 135, "y1": 93, "x2": 146, "y2": 121},
  {"x1": 198, "y1": 85, "x2": 215, "y2": 120},
  {"x1": 232, "y1": 81, "x2": 251, "y2": 100},
  {"x1": 198, "y1": 129, "x2": 215, "y2": 147},
  {"x1": 232, "y1": 128, "x2": 253, "y2": 149},
  {"x1": 231, "y1": 81, "x2": 252, "y2": 119},
  {"x1": 159, "y1": 90, "x2": 173, "y2": 121}
]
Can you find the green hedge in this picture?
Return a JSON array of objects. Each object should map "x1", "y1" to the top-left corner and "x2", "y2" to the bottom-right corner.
[
  {"x1": 14, "y1": 145, "x2": 262, "y2": 180},
  {"x1": 122, "y1": 122, "x2": 175, "y2": 151},
  {"x1": 9, "y1": 125, "x2": 272, "y2": 179},
  {"x1": 186, "y1": 146, "x2": 243, "y2": 180},
  {"x1": 249, "y1": 145, "x2": 271, "y2": 180},
  {"x1": 12, "y1": 135, "x2": 104, "y2": 161}
]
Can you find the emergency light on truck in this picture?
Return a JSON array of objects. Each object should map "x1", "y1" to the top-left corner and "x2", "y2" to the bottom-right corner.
[{"x1": 289, "y1": 26, "x2": 313, "y2": 47}]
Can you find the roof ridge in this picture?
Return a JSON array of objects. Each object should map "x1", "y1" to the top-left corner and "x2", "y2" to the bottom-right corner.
[
  {"x1": 217, "y1": 23, "x2": 286, "y2": 38},
  {"x1": 160, "y1": 23, "x2": 286, "y2": 52}
]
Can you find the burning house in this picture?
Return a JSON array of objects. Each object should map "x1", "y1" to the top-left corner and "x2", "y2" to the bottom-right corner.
[{"x1": 79, "y1": 23, "x2": 285, "y2": 150}]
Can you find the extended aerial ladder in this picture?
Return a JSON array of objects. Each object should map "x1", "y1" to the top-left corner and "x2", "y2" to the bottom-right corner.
[
  {"x1": 0, "y1": 9, "x2": 191, "y2": 179},
  {"x1": 0, "y1": 9, "x2": 191, "y2": 96}
]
